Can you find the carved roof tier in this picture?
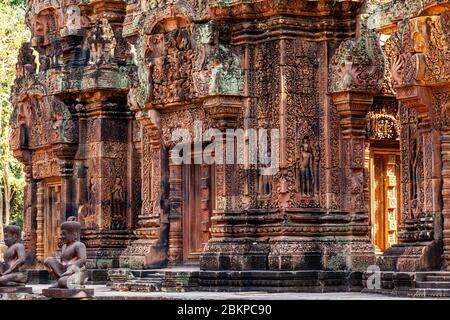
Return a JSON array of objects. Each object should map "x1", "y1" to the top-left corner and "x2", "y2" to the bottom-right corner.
[
  {"x1": 367, "y1": 0, "x2": 450, "y2": 33},
  {"x1": 208, "y1": 0, "x2": 364, "y2": 19}
]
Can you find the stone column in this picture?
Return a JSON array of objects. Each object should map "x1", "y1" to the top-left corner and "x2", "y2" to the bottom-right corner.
[
  {"x1": 441, "y1": 132, "x2": 450, "y2": 270},
  {"x1": 23, "y1": 165, "x2": 37, "y2": 263},
  {"x1": 82, "y1": 100, "x2": 134, "y2": 269},
  {"x1": 35, "y1": 181, "x2": 44, "y2": 265},
  {"x1": 167, "y1": 157, "x2": 183, "y2": 264},
  {"x1": 331, "y1": 91, "x2": 372, "y2": 216},
  {"x1": 199, "y1": 95, "x2": 269, "y2": 270}
]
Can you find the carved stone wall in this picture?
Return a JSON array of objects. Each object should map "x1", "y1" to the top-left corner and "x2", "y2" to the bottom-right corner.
[
  {"x1": 372, "y1": 0, "x2": 449, "y2": 271},
  {"x1": 13, "y1": 0, "x2": 449, "y2": 273}
]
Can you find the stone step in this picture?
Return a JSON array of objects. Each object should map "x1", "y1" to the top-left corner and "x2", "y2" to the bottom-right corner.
[
  {"x1": 131, "y1": 270, "x2": 166, "y2": 278},
  {"x1": 426, "y1": 276, "x2": 450, "y2": 282},
  {"x1": 127, "y1": 279, "x2": 163, "y2": 292},
  {"x1": 416, "y1": 281, "x2": 450, "y2": 289}
]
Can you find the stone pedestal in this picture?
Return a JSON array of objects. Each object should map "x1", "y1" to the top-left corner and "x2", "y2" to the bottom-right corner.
[
  {"x1": 42, "y1": 288, "x2": 94, "y2": 299},
  {"x1": 0, "y1": 286, "x2": 33, "y2": 294}
]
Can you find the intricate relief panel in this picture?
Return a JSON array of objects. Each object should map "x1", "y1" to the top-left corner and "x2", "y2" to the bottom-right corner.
[
  {"x1": 10, "y1": 95, "x2": 77, "y2": 150},
  {"x1": 281, "y1": 39, "x2": 321, "y2": 208},
  {"x1": 367, "y1": 98, "x2": 399, "y2": 140},
  {"x1": 386, "y1": 14, "x2": 450, "y2": 88},
  {"x1": 145, "y1": 17, "x2": 194, "y2": 105},
  {"x1": 253, "y1": 40, "x2": 280, "y2": 209},
  {"x1": 32, "y1": 151, "x2": 60, "y2": 179}
]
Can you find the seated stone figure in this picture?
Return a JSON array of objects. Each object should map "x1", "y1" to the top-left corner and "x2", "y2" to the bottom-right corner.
[
  {"x1": 0, "y1": 222, "x2": 27, "y2": 287},
  {"x1": 44, "y1": 217, "x2": 88, "y2": 289}
]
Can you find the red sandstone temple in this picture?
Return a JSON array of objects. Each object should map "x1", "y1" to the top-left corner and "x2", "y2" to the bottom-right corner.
[{"x1": 9, "y1": 0, "x2": 450, "y2": 293}]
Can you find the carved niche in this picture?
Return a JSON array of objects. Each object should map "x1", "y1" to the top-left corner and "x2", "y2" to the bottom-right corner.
[
  {"x1": 144, "y1": 17, "x2": 194, "y2": 105},
  {"x1": 31, "y1": 8, "x2": 63, "y2": 71},
  {"x1": 285, "y1": 39, "x2": 320, "y2": 207},
  {"x1": 10, "y1": 95, "x2": 78, "y2": 150},
  {"x1": 88, "y1": 18, "x2": 117, "y2": 66}
]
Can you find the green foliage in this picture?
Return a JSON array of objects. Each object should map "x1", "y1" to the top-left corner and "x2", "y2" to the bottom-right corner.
[{"x1": 0, "y1": 0, "x2": 29, "y2": 229}]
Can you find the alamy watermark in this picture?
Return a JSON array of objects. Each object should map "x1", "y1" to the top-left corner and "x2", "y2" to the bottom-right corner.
[
  {"x1": 170, "y1": 121, "x2": 280, "y2": 175},
  {"x1": 366, "y1": 265, "x2": 381, "y2": 290}
]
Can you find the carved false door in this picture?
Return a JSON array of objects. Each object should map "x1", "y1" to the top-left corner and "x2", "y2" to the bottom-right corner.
[
  {"x1": 182, "y1": 163, "x2": 213, "y2": 263},
  {"x1": 43, "y1": 178, "x2": 62, "y2": 257},
  {"x1": 370, "y1": 152, "x2": 401, "y2": 252}
]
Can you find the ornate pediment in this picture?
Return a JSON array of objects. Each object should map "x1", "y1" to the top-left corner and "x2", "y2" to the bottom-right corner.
[{"x1": 330, "y1": 28, "x2": 385, "y2": 93}]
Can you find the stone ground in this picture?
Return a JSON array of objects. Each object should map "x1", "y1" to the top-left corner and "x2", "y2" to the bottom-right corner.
[{"x1": 26, "y1": 285, "x2": 447, "y2": 300}]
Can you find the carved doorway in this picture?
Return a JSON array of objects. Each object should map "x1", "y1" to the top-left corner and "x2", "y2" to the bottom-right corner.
[
  {"x1": 43, "y1": 177, "x2": 62, "y2": 257},
  {"x1": 369, "y1": 149, "x2": 401, "y2": 253},
  {"x1": 182, "y1": 163, "x2": 213, "y2": 263}
]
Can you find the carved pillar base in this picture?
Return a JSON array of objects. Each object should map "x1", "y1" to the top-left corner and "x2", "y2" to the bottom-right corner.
[
  {"x1": 200, "y1": 239, "x2": 270, "y2": 271},
  {"x1": 119, "y1": 240, "x2": 168, "y2": 269},
  {"x1": 268, "y1": 239, "x2": 376, "y2": 271},
  {"x1": 83, "y1": 230, "x2": 134, "y2": 269}
]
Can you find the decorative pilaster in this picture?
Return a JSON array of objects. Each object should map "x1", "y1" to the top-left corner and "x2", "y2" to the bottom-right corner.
[
  {"x1": 168, "y1": 158, "x2": 183, "y2": 265},
  {"x1": 120, "y1": 111, "x2": 169, "y2": 269},
  {"x1": 327, "y1": 25, "x2": 385, "y2": 270},
  {"x1": 200, "y1": 95, "x2": 268, "y2": 270},
  {"x1": 331, "y1": 91, "x2": 373, "y2": 215},
  {"x1": 35, "y1": 182, "x2": 44, "y2": 265},
  {"x1": 442, "y1": 132, "x2": 450, "y2": 270}
]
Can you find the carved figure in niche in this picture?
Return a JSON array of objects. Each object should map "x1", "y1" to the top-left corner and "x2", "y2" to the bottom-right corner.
[
  {"x1": 259, "y1": 171, "x2": 272, "y2": 196},
  {"x1": 127, "y1": 74, "x2": 140, "y2": 111},
  {"x1": 337, "y1": 53, "x2": 357, "y2": 91},
  {"x1": 111, "y1": 177, "x2": 126, "y2": 230},
  {"x1": 79, "y1": 176, "x2": 97, "y2": 229},
  {"x1": 0, "y1": 223, "x2": 27, "y2": 287},
  {"x1": 297, "y1": 138, "x2": 314, "y2": 197},
  {"x1": 15, "y1": 43, "x2": 37, "y2": 77},
  {"x1": 65, "y1": 5, "x2": 81, "y2": 32},
  {"x1": 44, "y1": 217, "x2": 88, "y2": 289},
  {"x1": 89, "y1": 19, "x2": 116, "y2": 65},
  {"x1": 48, "y1": 36, "x2": 62, "y2": 69},
  {"x1": 88, "y1": 177, "x2": 96, "y2": 217},
  {"x1": 18, "y1": 103, "x2": 29, "y2": 148},
  {"x1": 51, "y1": 111, "x2": 64, "y2": 142}
]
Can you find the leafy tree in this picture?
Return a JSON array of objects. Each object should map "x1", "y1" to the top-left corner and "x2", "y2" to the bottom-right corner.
[{"x1": 0, "y1": 0, "x2": 29, "y2": 238}]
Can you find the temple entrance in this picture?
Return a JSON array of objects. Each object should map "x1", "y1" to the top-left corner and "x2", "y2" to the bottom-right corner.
[
  {"x1": 369, "y1": 148, "x2": 401, "y2": 253},
  {"x1": 182, "y1": 163, "x2": 213, "y2": 263},
  {"x1": 43, "y1": 177, "x2": 62, "y2": 258}
]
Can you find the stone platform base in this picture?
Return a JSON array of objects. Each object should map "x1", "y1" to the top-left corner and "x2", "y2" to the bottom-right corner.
[
  {"x1": 109, "y1": 269, "x2": 364, "y2": 293},
  {"x1": 42, "y1": 288, "x2": 94, "y2": 299},
  {"x1": 361, "y1": 271, "x2": 450, "y2": 298},
  {"x1": 0, "y1": 286, "x2": 33, "y2": 293},
  {"x1": 198, "y1": 270, "x2": 363, "y2": 293}
]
